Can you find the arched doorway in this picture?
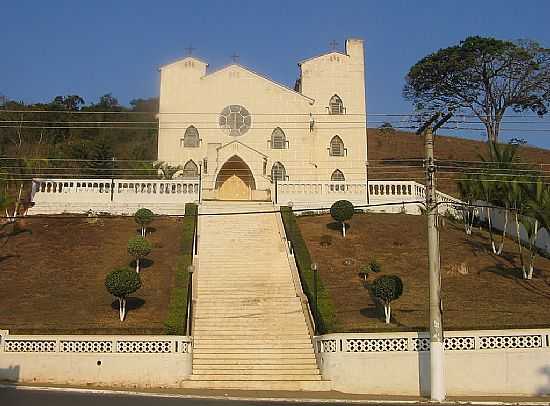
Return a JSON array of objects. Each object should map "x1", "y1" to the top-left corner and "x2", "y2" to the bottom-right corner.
[{"x1": 215, "y1": 155, "x2": 256, "y2": 200}]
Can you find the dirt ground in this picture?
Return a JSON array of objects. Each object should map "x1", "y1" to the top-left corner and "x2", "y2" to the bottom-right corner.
[
  {"x1": 0, "y1": 216, "x2": 183, "y2": 334},
  {"x1": 298, "y1": 212, "x2": 550, "y2": 332}
]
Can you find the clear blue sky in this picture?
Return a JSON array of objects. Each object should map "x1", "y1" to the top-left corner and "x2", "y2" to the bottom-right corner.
[{"x1": 2, "y1": 1, "x2": 549, "y2": 147}]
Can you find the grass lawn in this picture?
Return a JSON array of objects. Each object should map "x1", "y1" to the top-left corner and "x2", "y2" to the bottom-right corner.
[
  {"x1": 297, "y1": 212, "x2": 550, "y2": 332},
  {"x1": 0, "y1": 216, "x2": 183, "y2": 334}
]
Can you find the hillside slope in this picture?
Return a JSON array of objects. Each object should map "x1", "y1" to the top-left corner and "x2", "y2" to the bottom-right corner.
[{"x1": 367, "y1": 128, "x2": 550, "y2": 196}]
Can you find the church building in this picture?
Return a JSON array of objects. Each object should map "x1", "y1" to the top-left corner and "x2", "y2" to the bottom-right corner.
[{"x1": 157, "y1": 38, "x2": 367, "y2": 201}]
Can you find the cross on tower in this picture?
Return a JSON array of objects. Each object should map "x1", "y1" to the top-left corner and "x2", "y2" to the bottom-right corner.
[
  {"x1": 184, "y1": 45, "x2": 196, "y2": 55},
  {"x1": 230, "y1": 52, "x2": 240, "y2": 63},
  {"x1": 329, "y1": 40, "x2": 339, "y2": 50}
]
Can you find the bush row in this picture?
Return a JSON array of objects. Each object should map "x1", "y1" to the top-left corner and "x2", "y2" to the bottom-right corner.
[
  {"x1": 163, "y1": 203, "x2": 197, "y2": 334},
  {"x1": 280, "y1": 206, "x2": 336, "y2": 333}
]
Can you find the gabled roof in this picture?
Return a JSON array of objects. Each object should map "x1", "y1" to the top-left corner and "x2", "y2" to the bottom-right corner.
[
  {"x1": 298, "y1": 51, "x2": 348, "y2": 65},
  {"x1": 159, "y1": 56, "x2": 209, "y2": 70},
  {"x1": 203, "y1": 63, "x2": 315, "y2": 103},
  {"x1": 217, "y1": 140, "x2": 268, "y2": 158}
]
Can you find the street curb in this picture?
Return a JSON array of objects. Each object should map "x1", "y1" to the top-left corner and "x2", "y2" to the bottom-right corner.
[{"x1": 1, "y1": 384, "x2": 549, "y2": 405}]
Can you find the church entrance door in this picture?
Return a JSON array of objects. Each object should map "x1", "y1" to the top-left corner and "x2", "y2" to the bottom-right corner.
[{"x1": 215, "y1": 156, "x2": 255, "y2": 200}]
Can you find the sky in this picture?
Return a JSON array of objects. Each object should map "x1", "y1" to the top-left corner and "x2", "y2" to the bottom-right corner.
[{"x1": 1, "y1": 1, "x2": 550, "y2": 147}]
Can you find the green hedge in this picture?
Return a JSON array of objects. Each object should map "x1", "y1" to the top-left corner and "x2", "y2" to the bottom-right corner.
[
  {"x1": 280, "y1": 206, "x2": 336, "y2": 333},
  {"x1": 164, "y1": 203, "x2": 197, "y2": 335}
]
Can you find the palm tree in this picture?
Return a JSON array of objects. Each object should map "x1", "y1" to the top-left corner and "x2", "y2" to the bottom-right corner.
[
  {"x1": 457, "y1": 174, "x2": 480, "y2": 236},
  {"x1": 518, "y1": 178, "x2": 549, "y2": 279}
]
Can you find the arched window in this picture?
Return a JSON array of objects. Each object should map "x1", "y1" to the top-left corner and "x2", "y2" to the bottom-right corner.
[
  {"x1": 271, "y1": 127, "x2": 287, "y2": 149},
  {"x1": 331, "y1": 169, "x2": 345, "y2": 181},
  {"x1": 182, "y1": 160, "x2": 198, "y2": 178},
  {"x1": 271, "y1": 162, "x2": 287, "y2": 182},
  {"x1": 182, "y1": 126, "x2": 200, "y2": 148},
  {"x1": 329, "y1": 94, "x2": 344, "y2": 114},
  {"x1": 329, "y1": 135, "x2": 345, "y2": 157}
]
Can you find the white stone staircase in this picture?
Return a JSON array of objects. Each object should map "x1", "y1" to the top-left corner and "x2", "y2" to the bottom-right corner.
[{"x1": 183, "y1": 201, "x2": 329, "y2": 391}]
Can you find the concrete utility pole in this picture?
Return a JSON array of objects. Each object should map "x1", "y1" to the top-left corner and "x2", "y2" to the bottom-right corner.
[
  {"x1": 424, "y1": 126, "x2": 444, "y2": 401},
  {"x1": 417, "y1": 111, "x2": 452, "y2": 402}
]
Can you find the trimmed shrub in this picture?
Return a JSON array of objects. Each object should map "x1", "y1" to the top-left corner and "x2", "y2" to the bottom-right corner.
[
  {"x1": 134, "y1": 208, "x2": 154, "y2": 236},
  {"x1": 280, "y1": 206, "x2": 336, "y2": 333},
  {"x1": 371, "y1": 275, "x2": 404, "y2": 324},
  {"x1": 330, "y1": 200, "x2": 354, "y2": 237},
  {"x1": 164, "y1": 203, "x2": 197, "y2": 335},
  {"x1": 127, "y1": 236, "x2": 152, "y2": 273},
  {"x1": 105, "y1": 267, "x2": 142, "y2": 321}
]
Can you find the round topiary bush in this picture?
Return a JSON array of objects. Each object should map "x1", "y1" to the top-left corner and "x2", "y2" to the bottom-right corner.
[
  {"x1": 134, "y1": 208, "x2": 154, "y2": 236},
  {"x1": 128, "y1": 236, "x2": 152, "y2": 273},
  {"x1": 371, "y1": 275, "x2": 404, "y2": 324},
  {"x1": 330, "y1": 200, "x2": 354, "y2": 237},
  {"x1": 105, "y1": 267, "x2": 142, "y2": 321}
]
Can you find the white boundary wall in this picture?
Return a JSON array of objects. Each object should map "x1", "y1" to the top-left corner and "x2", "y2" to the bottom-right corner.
[
  {"x1": 315, "y1": 330, "x2": 550, "y2": 396},
  {"x1": 0, "y1": 330, "x2": 192, "y2": 388},
  {"x1": 28, "y1": 178, "x2": 200, "y2": 215},
  {"x1": 475, "y1": 203, "x2": 550, "y2": 255}
]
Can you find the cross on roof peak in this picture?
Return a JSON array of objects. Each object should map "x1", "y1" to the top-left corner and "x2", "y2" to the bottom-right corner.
[
  {"x1": 230, "y1": 52, "x2": 240, "y2": 63},
  {"x1": 184, "y1": 45, "x2": 196, "y2": 55},
  {"x1": 329, "y1": 40, "x2": 339, "y2": 50}
]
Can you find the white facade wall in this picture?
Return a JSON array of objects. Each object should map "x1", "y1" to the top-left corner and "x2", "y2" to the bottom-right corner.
[
  {"x1": 315, "y1": 330, "x2": 550, "y2": 396},
  {"x1": 0, "y1": 331, "x2": 192, "y2": 388}
]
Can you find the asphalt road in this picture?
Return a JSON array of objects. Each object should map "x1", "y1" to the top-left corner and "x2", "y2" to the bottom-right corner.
[{"x1": 0, "y1": 386, "x2": 382, "y2": 406}]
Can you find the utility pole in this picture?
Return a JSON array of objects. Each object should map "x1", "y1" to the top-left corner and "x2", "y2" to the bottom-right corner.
[{"x1": 417, "y1": 111, "x2": 452, "y2": 402}]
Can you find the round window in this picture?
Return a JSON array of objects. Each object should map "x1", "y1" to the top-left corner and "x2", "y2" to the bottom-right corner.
[{"x1": 219, "y1": 105, "x2": 251, "y2": 136}]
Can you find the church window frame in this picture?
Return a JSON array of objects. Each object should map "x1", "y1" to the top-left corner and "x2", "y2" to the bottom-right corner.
[
  {"x1": 181, "y1": 125, "x2": 200, "y2": 148},
  {"x1": 329, "y1": 135, "x2": 346, "y2": 157},
  {"x1": 181, "y1": 160, "x2": 199, "y2": 179},
  {"x1": 271, "y1": 161, "x2": 287, "y2": 182},
  {"x1": 328, "y1": 94, "x2": 345, "y2": 115},
  {"x1": 270, "y1": 127, "x2": 288, "y2": 149},
  {"x1": 331, "y1": 169, "x2": 345, "y2": 181}
]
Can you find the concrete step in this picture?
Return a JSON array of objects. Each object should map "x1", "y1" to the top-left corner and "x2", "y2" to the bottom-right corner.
[
  {"x1": 193, "y1": 358, "x2": 318, "y2": 366},
  {"x1": 189, "y1": 374, "x2": 321, "y2": 381},
  {"x1": 193, "y1": 338, "x2": 312, "y2": 345},
  {"x1": 193, "y1": 364, "x2": 317, "y2": 371},
  {"x1": 194, "y1": 343, "x2": 313, "y2": 349},
  {"x1": 179, "y1": 380, "x2": 331, "y2": 391},
  {"x1": 193, "y1": 353, "x2": 315, "y2": 360},
  {"x1": 194, "y1": 347, "x2": 315, "y2": 355}
]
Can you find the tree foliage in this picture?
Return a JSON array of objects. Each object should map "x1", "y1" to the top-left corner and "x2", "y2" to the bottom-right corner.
[
  {"x1": 134, "y1": 208, "x2": 154, "y2": 236},
  {"x1": 105, "y1": 267, "x2": 142, "y2": 322},
  {"x1": 371, "y1": 275, "x2": 404, "y2": 324},
  {"x1": 128, "y1": 236, "x2": 152, "y2": 273},
  {"x1": 330, "y1": 200, "x2": 354, "y2": 223},
  {"x1": 404, "y1": 36, "x2": 550, "y2": 144}
]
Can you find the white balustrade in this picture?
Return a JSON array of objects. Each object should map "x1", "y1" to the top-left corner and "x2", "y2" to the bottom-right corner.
[{"x1": 29, "y1": 178, "x2": 200, "y2": 214}]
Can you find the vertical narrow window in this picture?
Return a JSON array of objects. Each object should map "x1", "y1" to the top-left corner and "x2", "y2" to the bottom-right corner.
[
  {"x1": 182, "y1": 160, "x2": 199, "y2": 178},
  {"x1": 182, "y1": 125, "x2": 200, "y2": 147},
  {"x1": 329, "y1": 94, "x2": 344, "y2": 114},
  {"x1": 271, "y1": 162, "x2": 287, "y2": 182},
  {"x1": 271, "y1": 127, "x2": 287, "y2": 149},
  {"x1": 329, "y1": 135, "x2": 345, "y2": 157},
  {"x1": 331, "y1": 169, "x2": 345, "y2": 181}
]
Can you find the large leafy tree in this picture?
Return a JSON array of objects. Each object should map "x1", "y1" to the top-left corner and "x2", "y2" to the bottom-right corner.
[{"x1": 404, "y1": 36, "x2": 550, "y2": 145}]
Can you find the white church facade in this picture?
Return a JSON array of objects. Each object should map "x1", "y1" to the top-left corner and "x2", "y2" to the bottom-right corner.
[
  {"x1": 158, "y1": 38, "x2": 367, "y2": 202},
  {"x1": 28, "y1": 38, "x2": 458, "y2": 214}
]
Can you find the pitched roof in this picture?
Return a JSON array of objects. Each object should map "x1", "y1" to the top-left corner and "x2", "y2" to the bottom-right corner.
[
  {"x1": 203, "y1": 63, "x2": 315, "y2": 103},
  {"x1": 298, "y1": 51, "x2": 348, "y2": 65},
  {"x1": 159, "y1": 56, "x2": 209, "y2": 70}
]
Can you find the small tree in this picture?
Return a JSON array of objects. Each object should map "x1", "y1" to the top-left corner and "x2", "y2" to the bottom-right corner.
[
  {"x1": 371, "y1": 275, "x2": 404, "y2": 324},
  {"x1": 105, "y1": 268, "x2": 142, "y2": 321},
  {"x1": 330, "y1": 200, "x2": 354, "y2": 237},
  {"x1": 128, "y1": 236, "x2": 152, "y2": 273},
  {"x1": 134, "y1": 208, "x2": 154, "y2": 237}
]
